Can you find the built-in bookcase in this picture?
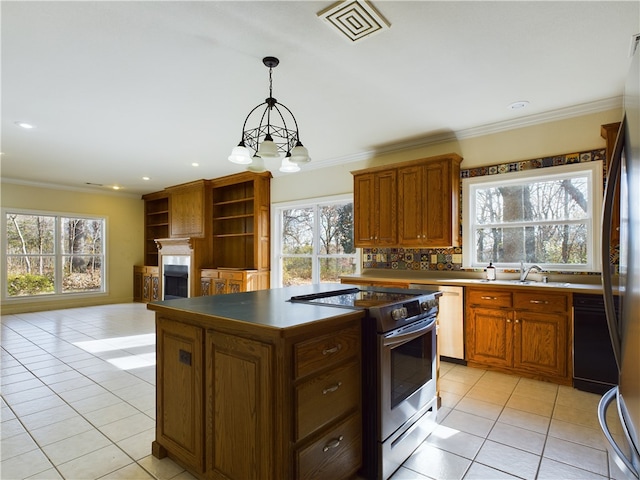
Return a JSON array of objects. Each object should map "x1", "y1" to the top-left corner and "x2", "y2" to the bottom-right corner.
[
  {"x1": 142, "y1": 192, "x2": 170, "y2": 266},
  {"x1": 211, "y1": 171, "x2": 270, "y2": 272}
]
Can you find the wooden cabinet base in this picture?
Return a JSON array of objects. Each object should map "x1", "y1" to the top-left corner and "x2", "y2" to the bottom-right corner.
[
  {"x1": 151, "y1": 309, "x2": 362, "y2": 480},
  {"x1": 465, "y1": 360, "x2": 572, "y2": 386}
]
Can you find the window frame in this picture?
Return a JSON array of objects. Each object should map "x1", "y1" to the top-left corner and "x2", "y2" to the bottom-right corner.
[
  {"x1": 271, "y1": 194, "x2": 359, "y2": 287},
  {"x1": 462, "y1": 161, "x2": 603, "y2": 272},
  {"x1": 2, "y1": 208, "x2": 108, "y2": 301}
]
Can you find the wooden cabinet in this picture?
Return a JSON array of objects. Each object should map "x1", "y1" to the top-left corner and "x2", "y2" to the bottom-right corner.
[
  {"x1": 138, "y1": 172, "x2": 271, "y2": 300},
  {"x1": 142, "y1": 191, "x2": 170, "y2": 266},
  {"x1": 466, "y1": 287, "x2": 570, "y2": 384},
  {"x1": 154, "y1": 318, "x2": 204, "y2": 472},
  {"x1": 292, "y1": 324, "x2": 362, "y2": 480},
  {"x1": 152, "y1": 311, "x2": 362, "y2": 480},
  {"x1": 353, "y1": 170, "x2": 397, "y2": 246},
  {"x1": 352, "y1": 153, "x2": 462, "y2": 248},
  {"x1": 398, "y1": 156, "x2": 461, "y2": 247},
  {"x1": 206, "y1": 330, "x2": 274, "y2": 479},
  {"x1": 200, "y1": 268, "x2": 265, "y2": 296},
  {"x1": 167, "y1": 180, "x2": 211, "y2": 239},
  {"x1": 133, "y1": 265, "x2": 160, "y2": 302},
  {"x1": 210, "y1": 171, "x2": 271, "y2": 290}
]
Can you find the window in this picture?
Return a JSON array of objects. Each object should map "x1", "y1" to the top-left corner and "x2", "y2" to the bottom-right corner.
[
  {"x1": 462, "y1": 161, "x2": 603, "y2": 271},
  {"x1": 4, "y1": 210, "x2": 106, "y2": 298},
  {"x1": 272, "y1": 196, "x2": 359, "y2": 286}
]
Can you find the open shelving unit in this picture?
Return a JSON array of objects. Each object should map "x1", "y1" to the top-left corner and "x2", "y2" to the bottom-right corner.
[{"x1": 142, "y1": 192, "x2": 170, "y2": 266}]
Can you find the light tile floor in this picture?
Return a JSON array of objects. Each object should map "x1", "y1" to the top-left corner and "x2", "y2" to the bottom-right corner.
[{"x1": 0, "y1": 303, "x2": 624, "y2": 480}]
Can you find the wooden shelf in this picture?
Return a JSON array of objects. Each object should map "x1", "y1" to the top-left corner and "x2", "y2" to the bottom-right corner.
[
  {"x1": 214, "y1": 197, "x2": 254, "y2": 206},
  {"x1": 214, "y1": 214, "x2": 254, "y2": 221}
]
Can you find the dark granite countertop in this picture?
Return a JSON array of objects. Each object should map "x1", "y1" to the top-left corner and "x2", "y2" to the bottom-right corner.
[{"x1": 147, "y1": 283, "x2": 375, "y2": 331}]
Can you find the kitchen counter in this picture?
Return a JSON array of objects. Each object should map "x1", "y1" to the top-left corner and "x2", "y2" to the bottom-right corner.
[
  {"x1": 340, "y1": 272, "x2": 609, "y2": 294},
  {"x1": 147, "y1": 282, "x2": 368, "y2": 336}
]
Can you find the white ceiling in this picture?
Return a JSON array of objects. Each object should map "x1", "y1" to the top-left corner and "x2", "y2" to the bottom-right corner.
[{"x1": 2, "y1": 1, "x2": 639, "y2": 196}]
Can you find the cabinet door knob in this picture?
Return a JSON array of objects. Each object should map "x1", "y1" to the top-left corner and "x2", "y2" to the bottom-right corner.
[
  {"x1": 322, "y1": 382, "x2": 342, "y2": 395},
  {"x1": 506, "y1": 319, "x2": 512, "y2": 323},
  {"x1": 515, "y1": 319, "x2": 520, "y2": 324},
  {"x1": 323, "y1": 435, "x2": 344, "y2": 452}
]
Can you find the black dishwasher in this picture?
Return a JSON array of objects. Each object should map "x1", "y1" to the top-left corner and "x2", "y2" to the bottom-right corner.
[{"x1": 573, "y1": 294, "x2": 619, "y2": 394}]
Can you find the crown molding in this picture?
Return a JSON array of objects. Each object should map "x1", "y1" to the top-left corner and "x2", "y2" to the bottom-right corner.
[
  {"x1": 1, "y1": 177, "x2": 141, "y2": 199},
  {"x1": 308, "y1": 96, "x2": 623, "y2": 171}
]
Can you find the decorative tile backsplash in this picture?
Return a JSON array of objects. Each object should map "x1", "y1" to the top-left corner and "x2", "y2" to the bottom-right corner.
[{"x1": 363, "y1": 148, "x2": 608, "y2": 273}]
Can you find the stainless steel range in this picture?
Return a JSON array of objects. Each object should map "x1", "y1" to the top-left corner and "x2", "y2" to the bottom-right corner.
[{"x1": 289, "y1": 286, "x2": 441, "y2": 479}]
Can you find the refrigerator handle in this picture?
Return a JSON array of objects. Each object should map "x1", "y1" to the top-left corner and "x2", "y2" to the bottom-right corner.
[
  {"x1": 598, "y1": 387, "x2": 640, "y2": 479},
  {"x1": 601, "y1": 117, "x2": 626, "y2": 371}
]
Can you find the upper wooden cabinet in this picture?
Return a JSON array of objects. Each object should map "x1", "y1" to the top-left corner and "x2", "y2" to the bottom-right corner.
[
  {"x1": 353, "y1": 170, "x2": 397, "y2": 246},
  {"x1": 352, "y1": 153, "x2": 462, "y2": 248},
  {"x1": 398, "y1": 156, "x2": 461, "y2": 247},
  {"x1": 166, "y1": 179, "x2": 211, "y2": 239}
]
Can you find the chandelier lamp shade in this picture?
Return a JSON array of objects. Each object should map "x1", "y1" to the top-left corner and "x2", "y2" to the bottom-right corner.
[{"x1": 228, "y1": 56, "x2": 311, "y2": 173}]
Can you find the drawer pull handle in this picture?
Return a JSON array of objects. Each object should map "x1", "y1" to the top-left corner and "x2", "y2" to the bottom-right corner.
[
  {"x1": 480, "y1": 296, "x2": 497, "y2": 300},
  {"x1": 323, "y1": 345, "x2": 341, "y2": 355},
  {"x1": 529, "y1": 300, "x2": 549, "y2": 304},
  {"x1": 323, "y1": 435, "x2": 344, "y2": 452},
  {"x1": 322, "y1": 382, "x2": 342, "y2": 395}
]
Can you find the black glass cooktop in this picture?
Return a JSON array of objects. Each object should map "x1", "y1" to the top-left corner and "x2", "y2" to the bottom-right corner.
[{"x1": 289, "y1": 288, "x2": 421, "y2": 309}]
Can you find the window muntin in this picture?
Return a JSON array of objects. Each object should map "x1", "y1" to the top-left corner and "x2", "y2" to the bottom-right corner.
[
  {"x1": 463, "y1": 162, "x2": 602, "y2": 271},
  {"x1": 4, "y1": 211, "x2": 105, "y2": 297},
  {"x1": 274, "y1": 196, "x2": 358, "y2": 287}
]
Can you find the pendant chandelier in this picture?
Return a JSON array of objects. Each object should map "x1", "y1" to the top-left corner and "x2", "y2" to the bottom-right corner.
[{"x1": 228, "y1": 56, "x2": 310, "y2": 173}]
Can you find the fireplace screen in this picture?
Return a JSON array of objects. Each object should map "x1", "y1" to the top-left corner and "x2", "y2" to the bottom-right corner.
[{"x1": 164, "y1": 264, "x2": 188, "y2": 300}]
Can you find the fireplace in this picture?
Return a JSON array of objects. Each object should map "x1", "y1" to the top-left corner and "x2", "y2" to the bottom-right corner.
[{"x1": 162, "y1": 255, "x2": 190, "y2": 300}]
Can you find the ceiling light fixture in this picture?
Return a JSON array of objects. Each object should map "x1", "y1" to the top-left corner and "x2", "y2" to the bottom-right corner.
[
  {"x1": 228, "y1": 56, "x2": 310, "y2": 173},
  {"x1": 508, "y1": 101, "x2": 530, "y2": 110}
]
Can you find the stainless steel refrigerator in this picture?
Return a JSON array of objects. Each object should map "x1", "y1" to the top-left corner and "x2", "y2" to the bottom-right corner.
[{"x1": 599, "y1": 33, "x2": 640, "y2": 479}]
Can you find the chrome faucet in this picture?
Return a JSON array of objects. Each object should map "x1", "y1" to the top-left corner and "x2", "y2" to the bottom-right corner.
[{"x1": 520, "y1": 261, "x2": 543, "y2": 282}]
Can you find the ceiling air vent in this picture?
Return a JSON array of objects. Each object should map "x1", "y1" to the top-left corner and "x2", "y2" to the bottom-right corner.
[{"x1": 318, "y1": 0, "x2": 390, "y2": 43}]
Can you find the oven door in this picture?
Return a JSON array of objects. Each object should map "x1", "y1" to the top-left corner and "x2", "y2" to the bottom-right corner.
[{"x1": 378, "y1": 315, "x2": 437, "y2": 441}]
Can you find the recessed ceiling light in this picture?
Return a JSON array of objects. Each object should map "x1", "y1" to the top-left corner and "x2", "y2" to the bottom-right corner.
[
  {"x1": 191, "y1": 162, "x2": 199, "y2": 167},
  {"x1": 142, "y1": 176, "x2": 150, "y2": 181},
  {"x1": 508, "y1": 101, "x2": 530, "y2": 110},
  {"x1": 15, "y1": 121, "x2": 35, "y2": 129},
  {"x1": 112, "y1": 186, "x2": 122, "y2": 190}
]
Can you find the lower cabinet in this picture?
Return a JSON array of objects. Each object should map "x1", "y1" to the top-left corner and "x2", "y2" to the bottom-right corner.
[
  {"x1": 200, "y1": 268, "x2": 267, "y2": 296},
  {"x1": 133, "y1": 265, "x2": 160, "y2": 302},
  {"x1": 465, "y1": 287, "x2": 570, "y2": 384},
  {"x1": 152, "y1": 313, "x2": 362, "y2": 480}
]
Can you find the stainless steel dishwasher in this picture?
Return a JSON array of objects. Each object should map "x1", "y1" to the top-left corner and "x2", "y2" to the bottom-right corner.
[{"x1": 410, "y1": 284, "x2": 464, "y2": 361}]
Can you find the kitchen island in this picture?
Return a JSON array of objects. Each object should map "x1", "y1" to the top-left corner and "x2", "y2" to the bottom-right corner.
[{"x1": 147, "y1": 283, "x2": 365, "y2": 480}]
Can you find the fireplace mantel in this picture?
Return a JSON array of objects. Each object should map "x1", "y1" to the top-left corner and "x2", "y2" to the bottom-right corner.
[{"x1": 155, "y1": 237, "x2": 195, "y2": 255}]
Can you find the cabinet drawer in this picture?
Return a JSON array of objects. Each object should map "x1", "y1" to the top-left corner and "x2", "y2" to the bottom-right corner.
[
  {"x1": 296, "y1": 412, "x2": 362, "y2": 480},
  {"x1": 295, "y1": 325, "x2": 360, "y2": 379},
  {"x1": 295, "y1": 361, "x2": 360, "y2": 441},
  {"x1": 467, "y1": 289, "x2": 513, "y2": 308},
  {"x1": 220, "y1": 270, "x2": 245, "y2": 280},
  {"x1": 200, "y1": 269, "x2": 219, "y2": 279},
  {"x1": 514, "y1": 291, "x2": 568, "y2": 313}
]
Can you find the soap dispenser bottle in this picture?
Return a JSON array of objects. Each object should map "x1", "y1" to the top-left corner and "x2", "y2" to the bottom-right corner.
[{"x1": 486, "y1": 262, "x2": 496, "y2": 281}]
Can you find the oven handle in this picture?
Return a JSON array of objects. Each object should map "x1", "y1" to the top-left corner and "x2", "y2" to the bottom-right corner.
[{"x1": 383, "y1": 316, "x2": 436, "y2": 347}]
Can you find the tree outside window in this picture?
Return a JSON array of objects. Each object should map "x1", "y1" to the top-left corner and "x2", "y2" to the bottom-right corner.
[
  {"x1": 5, "y1": 212, "x2": 105, "y2": 297},
  {"x1": 277, "y1": 198, "x2": 358, "y2": 286}
]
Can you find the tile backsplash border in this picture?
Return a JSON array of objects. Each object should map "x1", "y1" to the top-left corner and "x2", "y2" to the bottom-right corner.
[{"x1": 362, "y1": 148, "x2": 608, "y2": 275}]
